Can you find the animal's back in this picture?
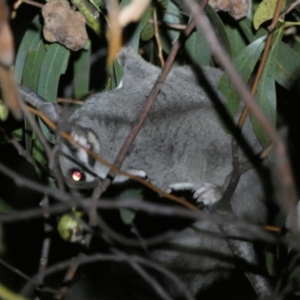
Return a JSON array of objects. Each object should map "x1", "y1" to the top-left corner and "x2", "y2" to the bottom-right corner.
[{"x1": 58, "y1": 48, "x2": 270, "y2": 298}]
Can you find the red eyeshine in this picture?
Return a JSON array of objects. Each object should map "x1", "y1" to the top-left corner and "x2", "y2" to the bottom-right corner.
[{"x1": 72, "y1": 170, "x2": 83, "y2": 181}]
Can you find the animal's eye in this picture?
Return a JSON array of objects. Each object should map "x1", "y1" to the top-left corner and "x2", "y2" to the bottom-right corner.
[{"x1": 70, "y1": 169, "x2": 86, "y2": 182}]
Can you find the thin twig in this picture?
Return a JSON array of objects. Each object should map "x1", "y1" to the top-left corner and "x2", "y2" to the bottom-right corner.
[
  {"x1": 0, "y1": 258, "x2": 62, "y2": 297},
  {"x1": 148, "y1": 19, "x2": 187, "y2": 30},
  {"x1": 9, "y1": 138, "x2": 39, "y2": 169},
  {"x1": 279, "y1": 0, "x2": 300, "y2": 19},
  {"x1": 35, "y1": 252, "x2": 196, "y2": 300},
  {"x1": 34, "y1": 193, "x2": 53, "y2": 300},
  {"x1": 268, "y1": 0, "x2": 289, "y2": 31}
]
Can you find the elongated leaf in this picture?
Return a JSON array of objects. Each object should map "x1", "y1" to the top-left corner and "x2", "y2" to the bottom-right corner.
[
  {"x1": 185, "y1": 25, "x2": 211, "y2": 66},
  {"x1": 275, "y1": 42, "x2": 300, "y2": 89},
  {"x1": 22, "y1": 41, "x2": 48, "y2": 148},
  {"x1": 74, "y1": 41, "x2": 91, "y2": 99},
  {"x1": 35, "y1": 43, "x2": 70, "y2": 143},
  {"x1": 38, "y1": 43, "x2": 70, "y2": 102},
  {"x1": 140, "y1": 5, "x2": 155, "y2": 41},
  {"x1": 252, "y1": 28, "x2": 283, "y2": 146},
  {"x1": 119, "y1": 189, "x2": 143, "y2": 225},
  {"x1": 163, "y1": 0, "x2": 181, "y2": 41},
  {"x1": 32, "y1": 136, "x2": 47, "y2": 178},
  {"x1": 205, "y1": 4, "x2": 231, "y2": 57},
  {"x1": 219, "y1": 36, "x2": 266, "y2": 117},
  {"x1": 239, "y1": 17, "x2": 266, "y2": 43},
  {"x1": 107, "y1": 58, "x2": 123, "y2": 90},
  {"x1": 239, "y1": 18, "x2": 300, "y2": 89},
  {"x1": 22, "y1": 41, "x2": 47, "y2": 91},
  {"x1": 253, "y1": 0, "x2": 283, "y2": 30},
  {"x1": 225, "y1": 23, "x2": 247, "y2": 58},
  {"x1": 138, "y1": 3, "x2": 155, "y2": 45},
  {"x1": 14, "y1": 15, "x2": 42, "y2": 83},
  {"x1": 73, "y1": 0, "x2": 101, "y2": 34}
]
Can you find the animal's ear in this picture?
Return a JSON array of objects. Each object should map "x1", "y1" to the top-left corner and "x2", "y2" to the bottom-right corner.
[
  {"x1": 117, "y1": 47, "x2": 160, "y2": 88},
  {"x1": 19, "y1": 85, "x2": 61, "y2": 123}
]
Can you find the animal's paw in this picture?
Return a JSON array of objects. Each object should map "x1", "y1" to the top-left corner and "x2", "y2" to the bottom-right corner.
[
  {"x1": 167, "y1": 182, "x2": 222, "y2": 207},
  {"x1": 193, "y1": 183, "x2": 222, "y2": 206},
  {"x1": 167, "y1": 182, "x2": 196, "y2": 193},
  {"x1": 114, "y1": 169, "x2": 148, "y2": 183}
]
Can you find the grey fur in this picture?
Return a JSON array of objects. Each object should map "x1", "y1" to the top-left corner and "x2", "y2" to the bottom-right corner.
[{"x1": 24, "y1": 48, "x2": 271, "y2": 298}]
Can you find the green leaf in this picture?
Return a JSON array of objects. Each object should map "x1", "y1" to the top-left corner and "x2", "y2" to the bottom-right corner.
[
  {"x1": 74, "y1": 41, "x2": 91, "y2": 99},
  {"x1": 0, "y1": 100, "x2": 9, "y2": 121},
  {"x1": 14, "y1": 15, "x2": 42, "y2": 83},
  {"x1": 163, "y1": 0, "x2": 182, "y2": 42},
  {"x1": 239, "y1": 17, "x2": 300, "y2": 89},
  {"x1": 107, "y1": 58, "x2": 123, "y2": 90},
  {"x1": 0, "y1": 198, "x2": 14, "y2": 213},
  {"x1": 275, "y1": 42, "x2": 300, "y2": 89},
  {"x1": 38, "y1": 43, "x2": 70, "y2": 103},
  {"x1": 185, "y1": 25, "x2": 211, "y2": 66},
  {"x1": 36, "y1": 42, "x2": 70, "y2": 143},
  {"x1": 253, "y1": 0, "x2": 283, "y2": 30},
  {"x1": 22, "y1": 41, "x2": 47, "y2": 91},
  {"x1": 21, "y1": 41, "x2": 48, "y2": 149},
  {"x1": 252, "y1": 28, "x2": 283, "y2": 146},
  {"x1": 11, "y1": 128, "x2": 23, "y2": 141},
  {"x1": 112, "y1": 59, "x2": 124, "y2": 90},
  {"x1": 225, "y1": 23, "x2": 247, "y2": 58},
  {"x1": 219, "y1": 35, "x2": 266, "y2": 117},
  {"x1": 239, "y1": 17, "x2": 267, "y2": 43},
  {"x1": 119, "y1": 189, "x2": 143, "y2": 225},
  {"x1": 140, "y1": 6, "x2": 155, "y2": 41},
  {"x1": 32, "y1": 137, "x2": 47, "y2": 178},
  {"x1": 205, "y1": 4, "x2": 232, "y2": 57},
  {"x1": 89, "y1": 0, "x2": 103, "y2": 9},
  {"x1": 73, "y1": 0, "x2": 101, "y2": 34}
]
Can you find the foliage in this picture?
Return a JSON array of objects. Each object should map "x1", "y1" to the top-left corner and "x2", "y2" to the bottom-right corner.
[{"x1": 1, "y1": 0, "x2": 300, "y2": 299}]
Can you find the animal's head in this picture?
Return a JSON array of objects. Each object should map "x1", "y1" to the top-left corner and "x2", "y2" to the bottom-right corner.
[{"x1": 20, "y1": 47, "x2": 159, "y2": 188}]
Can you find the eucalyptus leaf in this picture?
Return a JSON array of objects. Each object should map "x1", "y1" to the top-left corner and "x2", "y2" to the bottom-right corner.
[
  {"x1": 34, "y1": 43, "x2": 70, "y2": 144},
  {"x1": 107, "y1": 58, "x2": 123, "y2": 90},
  {"x1": 32, "y1": 136, "x2": 47, "y2": 178},
  {"x1": 38, "y1": 43, "x2": 70, "y2": 103},
  {"x1": 253, "y1": 0, "x2": 283, "y2": 30},
  {"x1": 74, "y1": 41, "x2": 91, "y2": 99},
  {"x1": 239, "y1": 18, "x2": 300, "y2": 89},
  {"x1": 163, "y1": 0, "x2": 182, "y2": 42},
  {"x1": 252, "y1": 28, "x2": 283, "y2": 146},
  {"x1": 225, "y1": 24, "x2": 247, "y2": 58},
  {"x1": 0, "y1": 100, "x2": 8, "y2": 121},
  {"x1": 11, "y1": 128, "x2": 23, "y2": 141},
  {"x1": 14, "y1": 15, "x2": 42, "y2": 83},
  {"x1": 140, "y1": 5, "x2": 155, "y2": 41},
  {"x1": 219, "y1": 36, "x2": 266, "y2": 117},
  {"x1": 21, "y1": 41, "x2": 47, "y2": 151},
  {"x1": 185, "y1": 25, "x2": 211, "y2": 66},
  {"x1": 238, "y1": 17, "x2": 266, "y2": 43},
  {"x1": 204, "y1": 4, "x2": 231, "y2": 57},
  {"x1": 73, "y1": 0, "x2": 101, "y2": 34},
  {"x1": 275, "y1": 42, "x2": 300, "y2": 89},
  {"x1": 22, "y1": 41, "x2": 47, "y2": 91},
  {"x1": 119, "y1": 189, "x2": 143, "y2": 225}
]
